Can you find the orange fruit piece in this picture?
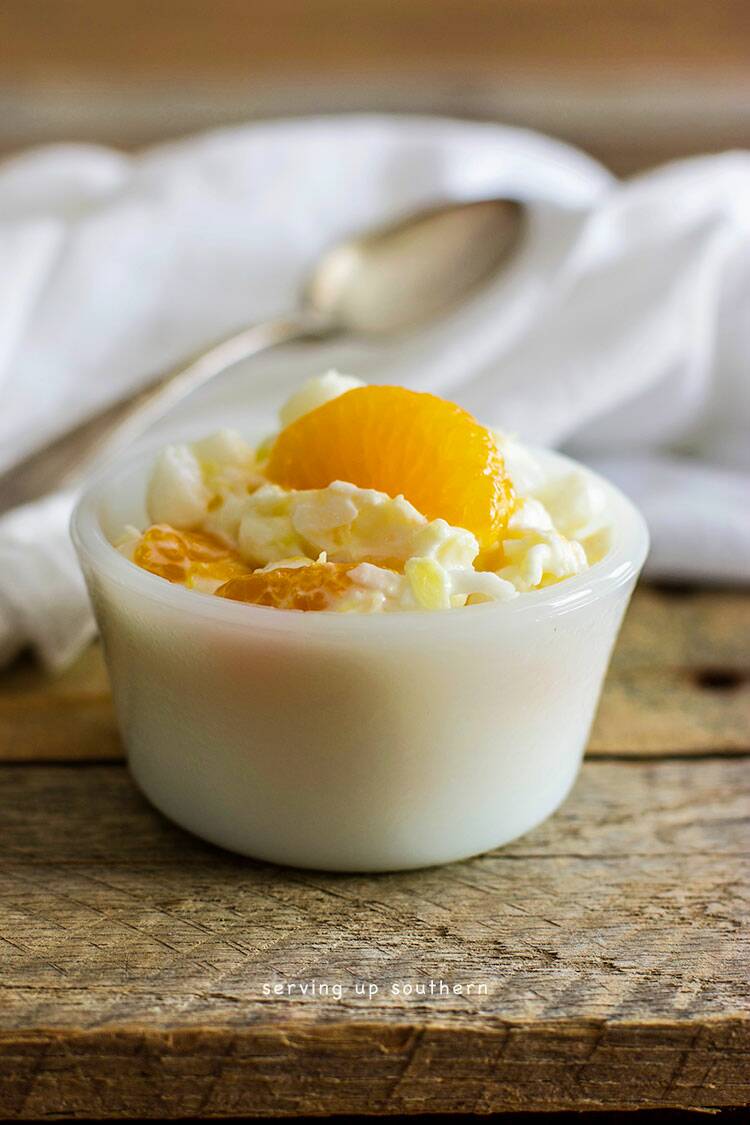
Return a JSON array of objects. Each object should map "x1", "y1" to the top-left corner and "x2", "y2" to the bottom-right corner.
[
  {"x1": 133, "y1": 525, "x2": 248, "y2": 586},
  {"x1": 266, "y1": 385, "x2": 513, "y2": 547},
  {"x1": 216, "y1": 562, "x2": 358, "y2": 611}
]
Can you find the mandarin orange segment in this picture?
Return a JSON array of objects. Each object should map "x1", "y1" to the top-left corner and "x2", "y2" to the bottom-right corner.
[
  {"x1": 133, "y1": 525, "x2": 248, "y2": 586},
  {"x1": 216, "y1": 562, "x2": 357, "y2": 611},
  {"x1": 266, "y1": 386, "x2": 513, "y2": 547}
]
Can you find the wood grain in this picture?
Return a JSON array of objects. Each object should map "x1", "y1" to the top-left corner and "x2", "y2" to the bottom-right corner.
[
  {"x1": 0, "y1": 2, "x2": 748, "y2": 173},
  {"x1": 0, "y1": 644, "x2": 118, "y2": 763},
  {"x1": 0, "y1": 757, "x2": 747, "y2": 1115},
  {"x1": 1, "y1": 586, "x2": 747, "y2": 762},
  {"x1": 0, "y1": 571, "x2": 747, "y2": 1112},
  {"x1": 3, "y1": 1, "x2": 749, "y2": 79},
  {"x1": 593, "y1": 586, "x2": 750, "y2": 756}
]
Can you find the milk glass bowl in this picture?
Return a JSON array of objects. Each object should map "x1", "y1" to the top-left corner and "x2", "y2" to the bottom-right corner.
[{"x1": 72, "y1": 446, "x2": 648, "y2": 872}]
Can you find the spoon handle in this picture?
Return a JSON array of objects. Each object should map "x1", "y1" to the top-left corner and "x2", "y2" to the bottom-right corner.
[{"x1": 50, "y1": 312, "x2": 332, "y2": 492}]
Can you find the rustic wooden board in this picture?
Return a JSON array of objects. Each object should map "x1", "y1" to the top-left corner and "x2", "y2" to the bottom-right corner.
[
  {"x1": 593, "y1": 586, "x2": 750, "y2": 756},
  {"x1": 1, "y1": 1, "x2": 749, "y2": 174},
  {"x1": 0, "y1": 757, "x2": 748, "y2": 1116},
  {"x1": 0, "y1": 583, "x2": 748, "y2": 1115},
  {"x1": 1, "y1": 586, "x2": 748, "y2": 762},
  {"x1": 0, "y1": 645, "x2": 118, "y2": 763},
  {"x1": 5, "y1": 0, "x2": 748, "y2": 81}
]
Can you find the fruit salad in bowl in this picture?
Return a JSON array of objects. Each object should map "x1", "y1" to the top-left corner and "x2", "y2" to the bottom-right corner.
[
  {"x1": 119, "y1": 372, "x2": 611, "y2": 614},
  {"x1": 72, "y1": 375, "x2": 648, "y2": 871}
]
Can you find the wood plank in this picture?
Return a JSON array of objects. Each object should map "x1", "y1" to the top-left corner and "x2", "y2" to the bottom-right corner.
[
  {"x1": 0, "y1": 757, "x2": 747, "y2": 1114},
  {"x1": 1, "y1": 586, "x2": 748, "y2": 762},
  {"x1": 2, "y1": 78, "x2": 748, "y2": 180},
  {"x1": 2, "y1": 1, "x2": 749, "y2": 80},
  {"x1": 0, "y1": 645, "x2": 118, "y2": 763},
  {"x1": 0, "y1": 2, "x2": 748, "y2": 173},
  {"x1": 593, "y1": 586, "x2": 750, "y2": 756}
]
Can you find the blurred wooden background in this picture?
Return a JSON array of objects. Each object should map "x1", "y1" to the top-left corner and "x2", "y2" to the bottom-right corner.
[{"x1": 0, "y1": 0, "x2": 748, "y2": 175}]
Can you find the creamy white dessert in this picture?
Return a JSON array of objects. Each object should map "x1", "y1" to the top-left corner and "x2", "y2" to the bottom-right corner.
[
  {"x1": 120, "y1": 373, "x2": 611, "y2": 612},
  {"x1": 75, "y1": 380, "x2": 647, "y2": 870}
]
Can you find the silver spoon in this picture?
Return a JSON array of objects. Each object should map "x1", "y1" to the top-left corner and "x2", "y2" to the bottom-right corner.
[{"x1": 4, "y1": 198, "x2": 523, "y2": 505}]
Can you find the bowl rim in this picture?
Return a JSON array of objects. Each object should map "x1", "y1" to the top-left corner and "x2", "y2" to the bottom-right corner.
[{"x1": 71, "y1": 439, "x2": 649, "y2": 636}]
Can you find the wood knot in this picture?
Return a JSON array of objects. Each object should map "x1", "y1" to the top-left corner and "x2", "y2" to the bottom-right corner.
[
  {"x1": 692, "y1": 668, "x2": 746, "y2": 692},
  {"x1": 651, "y1": 582, "x2": 698, "y2": 599}
]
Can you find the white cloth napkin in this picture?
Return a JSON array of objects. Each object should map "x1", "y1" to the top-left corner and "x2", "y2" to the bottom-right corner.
[{"x1": 1, "y1": 115, "x2": 749, "y2": 671}]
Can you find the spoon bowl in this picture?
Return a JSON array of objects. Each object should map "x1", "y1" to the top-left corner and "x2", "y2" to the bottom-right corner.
[{"x1": 306, "y1": 199, "x2": 523, "y2": 334}]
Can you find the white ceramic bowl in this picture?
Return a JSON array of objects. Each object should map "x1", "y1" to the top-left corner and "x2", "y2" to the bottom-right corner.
[{"x1": 72, "y1": 446, "x2": 648, "y2": 872}]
